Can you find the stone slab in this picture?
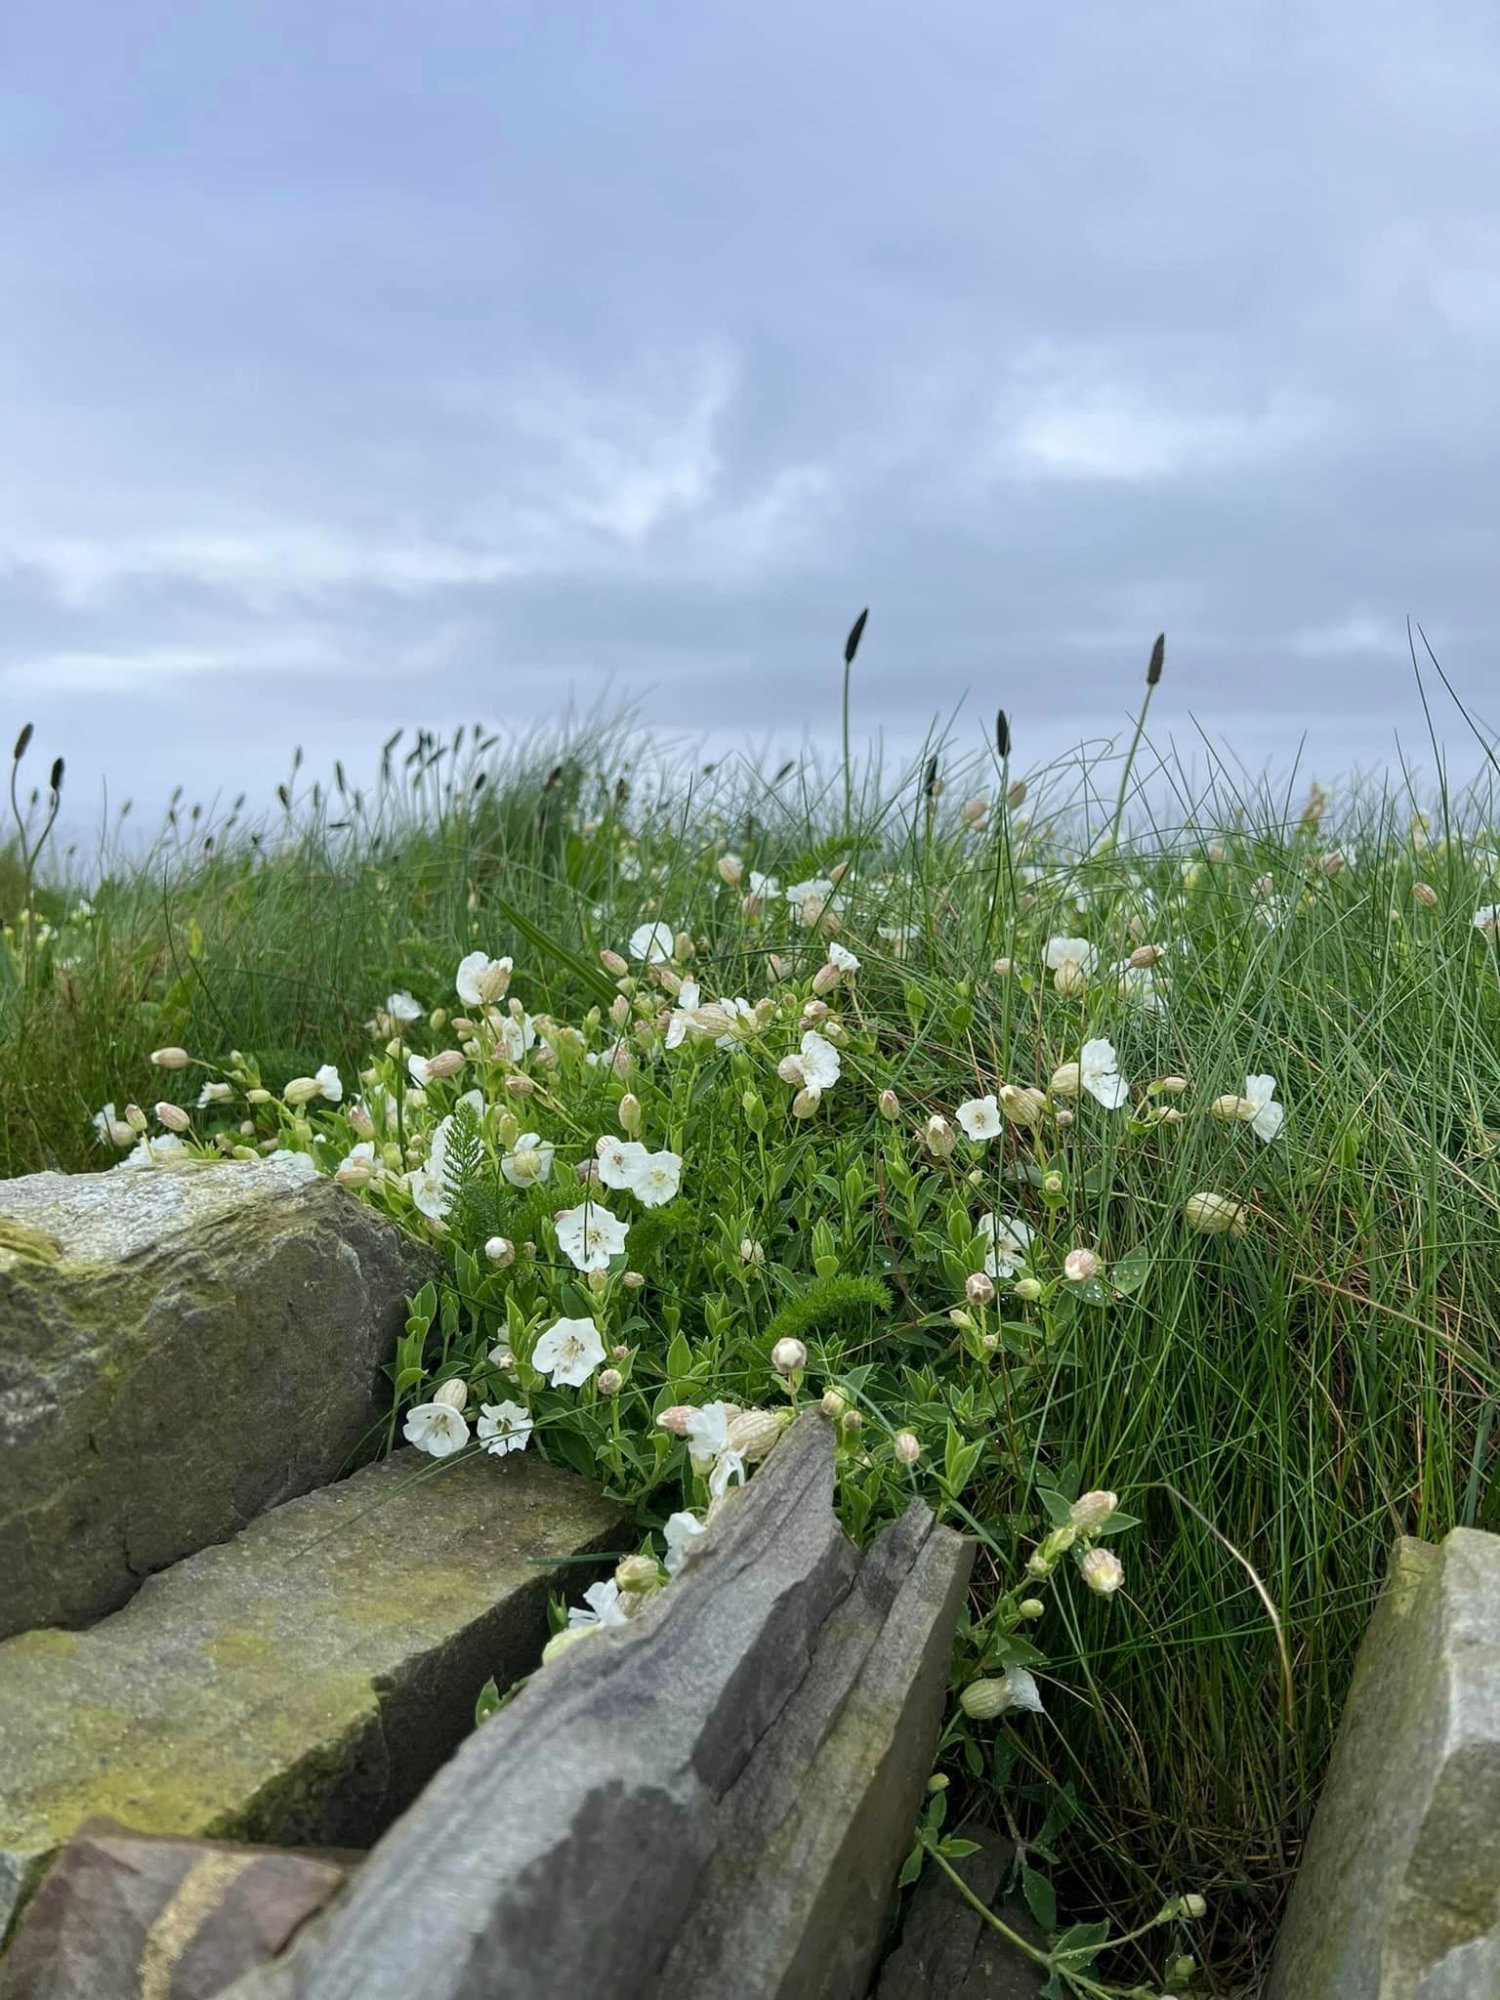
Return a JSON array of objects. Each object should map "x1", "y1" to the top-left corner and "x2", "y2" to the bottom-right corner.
[
  {"x1": 0, "y1": 1820, "x2": 354, "y2": 2000},
  {"x1": 1269, "y1": 1529, "x2": 1500, "y2": 1999},
  {"x1": 874, "y1": 1828, "x2": 1045, "y2": 1998},
  {"x1": 0, "y1": 1157, "x2": 437, "y2": 1636},
  {"x1": 223, "y1": 1412, "x2": 974, "y2": 2000},
  {"x1": 0, "y1": 1448, "x2": 626, "y2": 1946}
]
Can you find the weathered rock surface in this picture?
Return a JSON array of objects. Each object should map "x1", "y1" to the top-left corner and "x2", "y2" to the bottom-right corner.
[
  {"x1": 0, "y1": 1820, "x2": 354, "y2": 2000},
  {"x1": 874, "y1": 1828, "x2": 1044, "y2": 1999},
  {"x1": 222, "y1": 1413, "x2": 973, "y2": 2000},
  {"x1": 1269, "y1": 1529, "x2": 1500, "y2": 1999},
  {"x1": 0, "y1": 1448, "x2": 626, "y2": 1944},
  {"x1": 0, "y1": 1156, "x2": 436, "y2": 1637}
]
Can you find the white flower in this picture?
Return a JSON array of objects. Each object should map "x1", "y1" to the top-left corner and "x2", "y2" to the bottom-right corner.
[
  {"x1": 796, "y1": 1030, "x2": 842, "y2": 1090},
  {"x1": 554, "y1": 1202, "x2": 630, "y2": 1273},
  {"x1": 495, "y1": 1011, "x2": 538, "y2": 1064},
  {"x1": 1044, "y1": 936, "x2": 1098, "y2": 974},
  {"x1": 407, "y1": 1054, "x2": 435, "y2": 1087},
  {"x1": 456, "y1": 950, "x2": 513, "y2": 1005},
  {"x1": 978, "y1": 1212, "x2": 1033, "y2": 1280},
  {"x1": 828, "y1": 942, "x2": 860, "y2": 972},
  {"x1": 956, "y1": 1095, "x2": 1002, "y2": 1142},
  {"x1": 684, "y1": 1401, "x2": 747, "y2": 1499},
  {"x1": 567, "y1": 1579, "x2": 631, "y2": 1629},
  {"x1": 663, "y1": 1510, "x2": 706, "y2": 1575},
  {"x1": 596, "y1": 1135, "x2": 649, "y2": 1189},
  {"x1": 629, "y1": 921, "x2": 677, "y2": 963},
  {"x1": 1243, "y1": 1073, "x2": 1284, "y2": 1143},
  {"x1": 1079, "y1": 1038, "x2": 1130, "y2": 1110},
  {"x1": 785, "y1": 876, "x2": 835, "y2": 909},
  {"x1": 531, "y1": 1314, "x2": 607, "y2": 1387},
  {"x1": 501, "y1": 1133, "x2": 555, "y2": 1188},
  {"x1": 407, "y1": 1116, "x2": 454, "y2": 1219},
  {"x1": 403, "y1": 1400, "x2": 470, "y2": 1457},
  {"x1": 385, "y1": 990, "x2": 423, "y2": 1022},
  {"x1": 314, "y1": 1063, "x2": 343, "y2": 1103},
  {"x1": 630, "y1": 1148, "x2": 682, "y2": 1207},
  {"x1": 998, "y1": 1666, "x2": 1046, "y2": 1714},
  {"x1": 195, "y1": 1080, "x2": 234, "y2": 1108},
  {"x1": 1474, "y1": 905, "x2": 1500, "y2": 940},
  {"x1": 476, "y1": 1400, "x2": 533, "y2": 1456}
]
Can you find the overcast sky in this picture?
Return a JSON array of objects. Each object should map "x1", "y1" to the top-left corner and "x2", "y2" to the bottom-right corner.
[{"x1": 2, "y1": 0, "x2": 1498, "y2": 834}]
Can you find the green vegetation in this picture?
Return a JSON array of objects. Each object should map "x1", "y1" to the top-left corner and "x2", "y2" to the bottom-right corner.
[{"x1": 5, "y1": 657, "x2": 1500, "y2": 1993}]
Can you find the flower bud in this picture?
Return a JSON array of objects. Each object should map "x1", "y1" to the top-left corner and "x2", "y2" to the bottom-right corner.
[
  {"x1": 717, "y1": 852, "x2": 744, "y2": 887},
  {"x1": 1184, "y1": 1191, "x2": 1248, "y2": 1237},
  {"x1": 1040, "y1": 1524, "x2": 1078, "y2": 1562},
  {"x1": 820, "y1": 1389, "x2": 846, "y2": 1420},
  {"x1": 767, "y1": 953, "x2": 786, "y2": 981},
  {"x1": 656, "y1": 1405, "x2": 697, "y2": 1437},
  {"x1": 1054, "y1": 1107, "x2": 1074, "y2": 1129},
  {"x1": 1079, "y1": 1547, "x2": 1124, "y2": 1595},
  {"x1": 877, "y1": 1088, "x2": 900, "y2": 1121},
  {"x1": 925, "y1": 1114, "x2": 955, "y2": 1158},
  {"x1": 428, "y1": 1049, "x2": 468, "y2": 1079},
  {"x1": 777, "y1": 1055, "x2": 805, "y2": 1086},
  {"x1": 1019, "y1": 1597, "x2": 1044, "y2": 1619},
  {"x1": 991, "y1": 956, "x2": 1013, "y2": 976},
  {"x1": 505, "y1": 1073, "x2": 536, "y2": 1097},
  {"x1": 1013, "y1": 1276, "x2": 1043, "y2": 1302},
  {"x1": 739, "y1": 1237, "x2": 766, "y2": 1266},
  {"x1": 1068, "y1": 1490, "x2": 1118, "y2": 1531},
  {"x1": 1049, "y1": 1063, "x2": 1081, "y2": 1099},
  {"x1": 893, "y1": 1431, "x2": 921, "y2": 1466},
  {"x1": 841, "y1": 1409, "x2": 863, "y2": 1434},
  {"x1": 615, "y1": 1554, "x2": 662, "y2": 1594},
  {"x1": 1320, "y1": 849, "x2": 1345, "y2": 877},
  {"x1": 960, "y1": 794, "x2": 990, "y2": 831},
  {"x1": 154, "y1": 1101, "x2": 191, "y2": 1133},
  {"x1": 771, "y1": 1337, "x2": 807, "y2": 1376},
  {"x1": 800, "y1": 999, "x2": 831, "y2": 1028},
  {"x1": 958, "y1": 1678, "x2": 1010, "y2": 1719},
  {"x1": 673, "y1": 930, "x2": 694, "y2": 961},
  {"x1": 600, "y1": 948, "x2": 629, "y2": 977},
  {"x1": 726, "y1": 1406, "x2": 793, "y2": 1460},
  {"x1": 1411, "y1": 880, "x2": 1439, "y2": 909},
  {"x1": 335, "y1": 1156, "x2": 374, "y2": 1189},
  {"x1": 1155, "y1": 1075, "x2": 1190, "y2": 1094},
  {"x1": 1129, "y1": 942, "x2": 1166, "y2": 968},
  {"x1": 1053, "y1": 957, "x2": 1089, "y2": 997},
  {"x1": 541, "y1": 1624, "x2": 601, "y2": 1665},
  {"x1": 811, "y1": 962, "x2": 840, "y2": 996},
  {"x1": 432, "y1": 1379, "x2": 468, "y2": 1412},
  {"x1": 1209, "y1": 1094, "x2": 1258, "y2": 1123},
  {"x1": 598, "y1": 1367, "x2": 624, "y2": 1395},
  {"x1": 791, "y1": 1086, "x2": 822, "y2": 1120},
  {"x1": 965, "y1": 1271, "x2": 996, "y2": 1306},
  {"x1": 280, "y1": 1076, "x2": 321, "y2": 1105},
  {"x1": 484, "y1": 1236, "x2": 515, "y2": 1268},
  {"x1": 347, "y1": 1103, "x2": 376, "y2": 1138},
  {"x1": 618, "y1": 1090, "x2": 644, "y2": 1135},
  {"x1": 1063, "y1": 1248, "x2": 1099, "y2": 1283},
  {"x1": 609, "y1": 993, "x2": 632, "y2": 1031},
  {"x1": 1006, "y1": 778, "x2": 1027, "y2": 809},
  {"x1": 999, "y1": 1084, "x2": 1046, "y2": 1127},
  {"x1": 150, "y1": 1047, "x2": 190, "y2": 1070},
  {"x1": 1042, "y1": 1172, "x2": 1064, "y2": 1196}
]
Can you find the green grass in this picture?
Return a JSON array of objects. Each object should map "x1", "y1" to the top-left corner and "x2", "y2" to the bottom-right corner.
[{"x1": 5, "y1": 693, "x2": 1500, "y2": 1991}]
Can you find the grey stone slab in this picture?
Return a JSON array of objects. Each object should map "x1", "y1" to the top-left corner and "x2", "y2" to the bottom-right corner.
[
  {"x1": 1269, "y1": 1529, "x2": 1500, "y2": 1999},
  {"x1": 0, "y1": 1157, "x2": 436, "y2": 1636},
  {"x1": 0, "y1": 1449, "x2": 626, "y2": 1947},
  {"x1": 875, "y1": 1828, "x2": 1045, "y2": 1999},
  {"x1": 223, "y1": 1413, "x2": 974, "y2": 2000},
  {"x1": 651, "y1": 1498, "x2": 975, "y2": 2000}
]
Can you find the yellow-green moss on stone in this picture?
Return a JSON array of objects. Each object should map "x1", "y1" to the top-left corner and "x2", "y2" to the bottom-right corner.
[{"x1": 0, "y1": 1449, "x2": 626, "y2": 1945}]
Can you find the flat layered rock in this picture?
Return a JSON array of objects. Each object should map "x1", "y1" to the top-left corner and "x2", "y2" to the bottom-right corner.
[
  {"x1": 1269, "y1": 1529, "x2": 1500, "y2": 1998},
  {"x1": 0, "y1": 1821, "x2": 355, "y2": 2000},
  {"x1": 225, "y1": 1413, "x2": 973, "y2": 2000},
  {"x1": 0, "y1": 1449, "x2": 626, "y2": 1944},
  {"x1": 0, "y1": 1156, "x2": 436, "y2": 1636}
]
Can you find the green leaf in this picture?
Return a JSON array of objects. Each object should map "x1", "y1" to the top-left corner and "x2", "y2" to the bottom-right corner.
[
  {"x1": 1021, "y1": 1865, "x2": 1057, "y2": 1933},
  {"x1": 897, "y1": 1841, "x2": 925, "y2": 1889},
  {"x1": 474, "y1": 1677, "x2": 502, "y2": 1726},
  {"x1": 1109, "y1": 1243, "x2": 1153, "y2": 1296},
  {"x1": 491, "y1": 893, "x2": 617, "y2": 1003}
]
